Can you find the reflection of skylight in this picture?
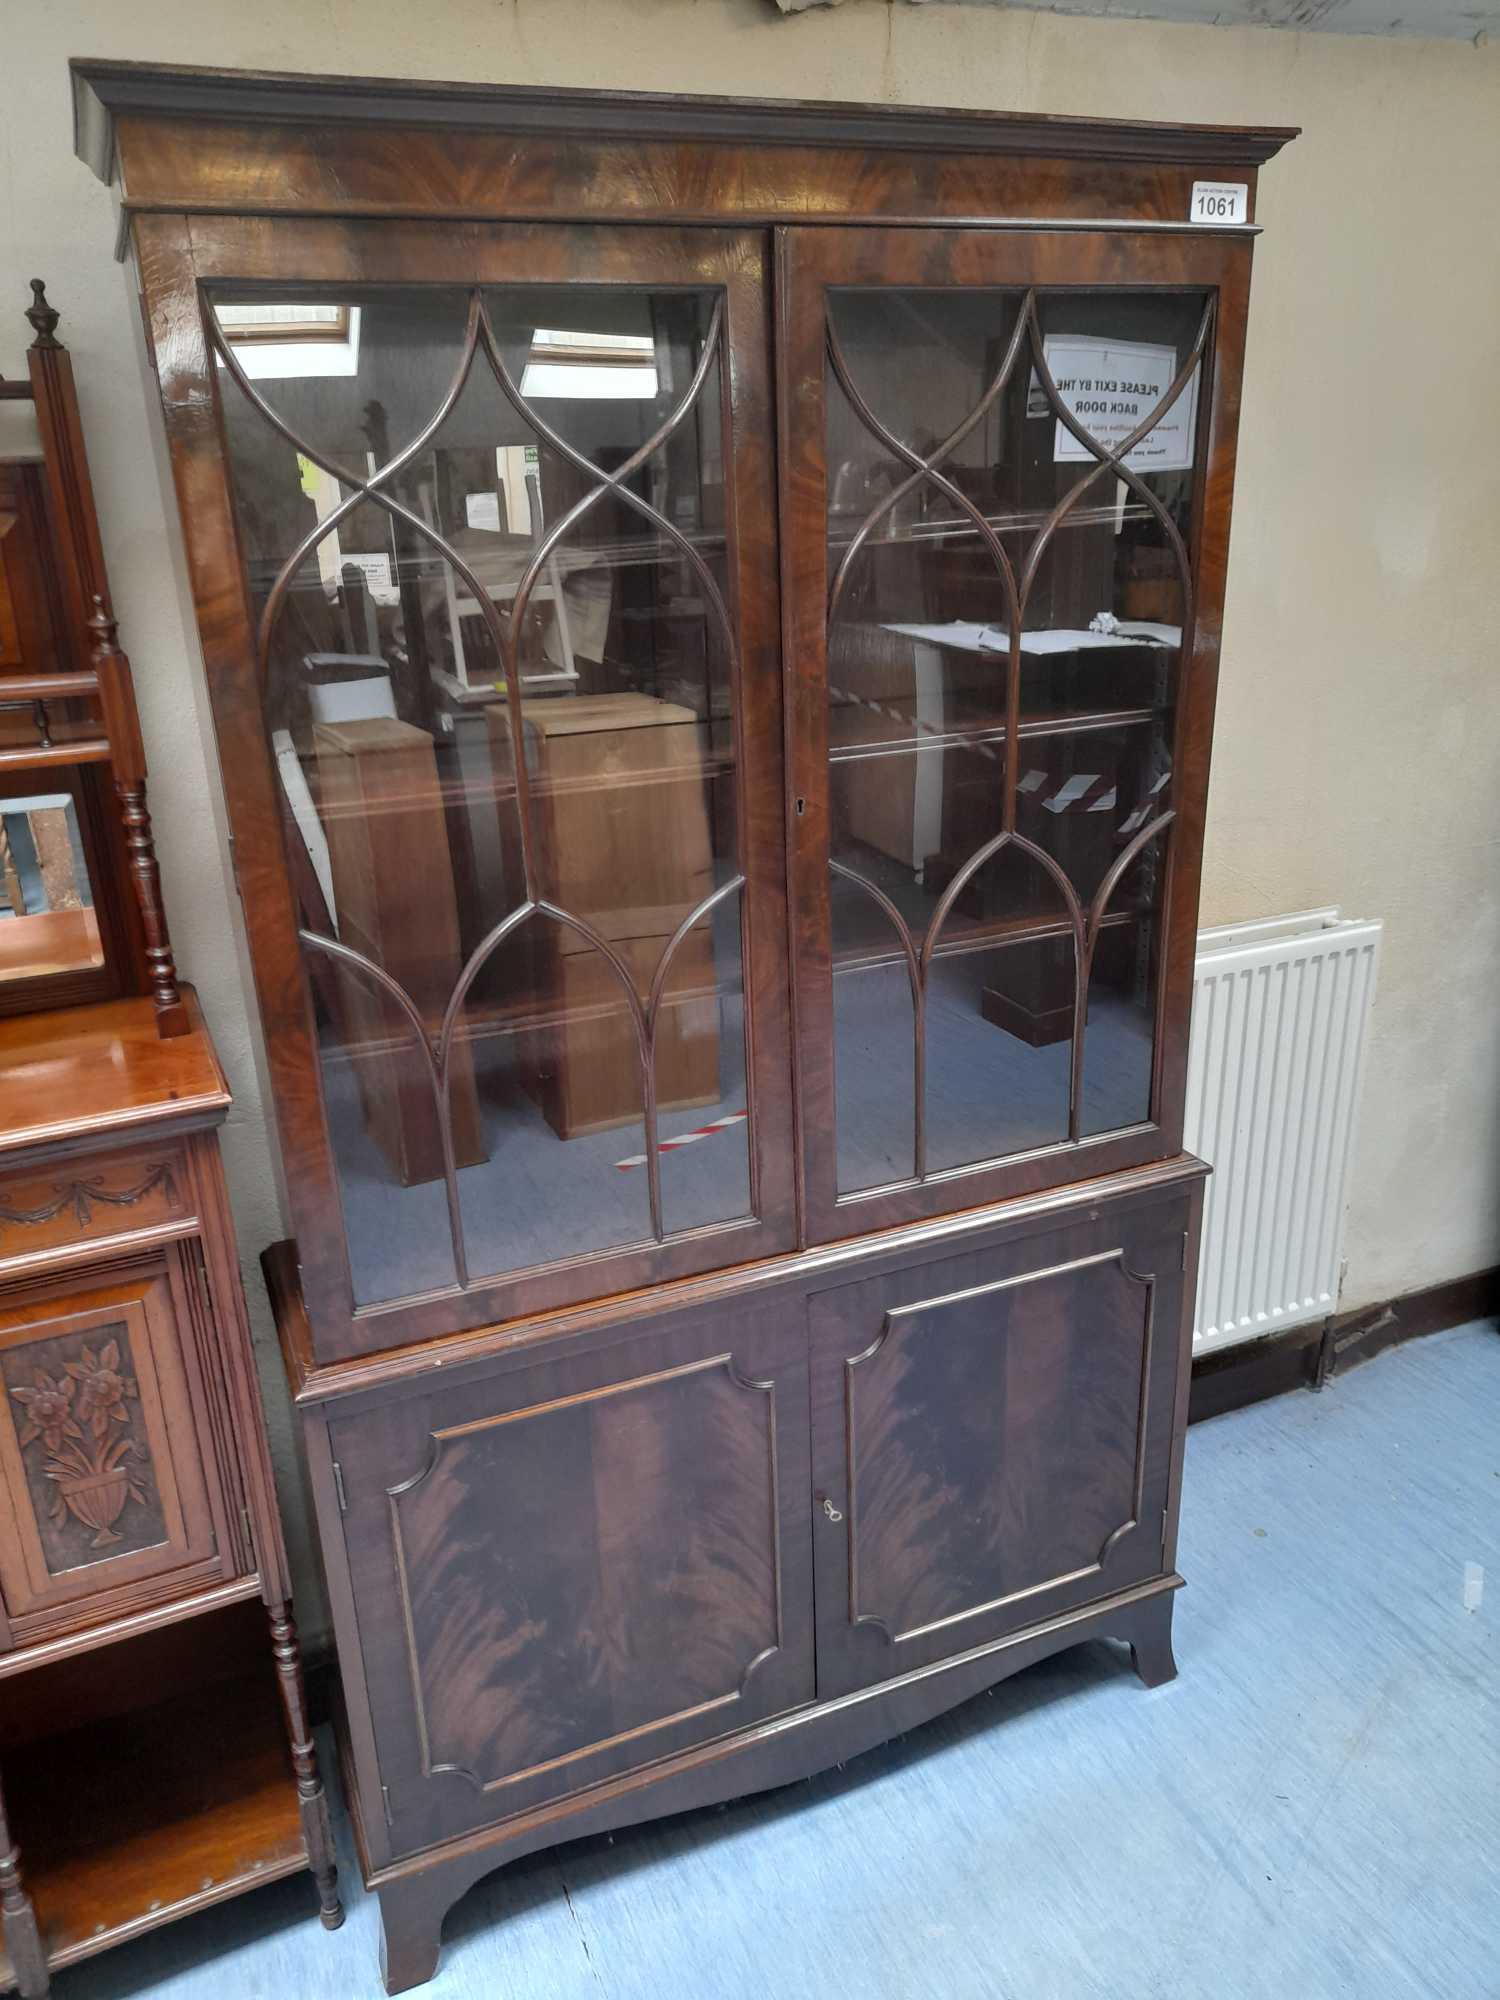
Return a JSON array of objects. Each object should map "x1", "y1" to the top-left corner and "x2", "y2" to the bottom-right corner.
[
  {"x1": 215, "y1": 303, "x2": 350, "y2": 342},
  {"x1": 520, "y1": 328, "x2": 658, "y2": 400},
  {"x1": 212, "y1": 304, "x2": 362, "y2": 381}
]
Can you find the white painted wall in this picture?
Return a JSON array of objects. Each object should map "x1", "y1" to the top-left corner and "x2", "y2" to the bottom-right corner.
[
  {"x1": 3, "y1": 0, "x2": 1497, "y2": 1623},
  {"x1": 777, "y1": 0, "x2": 1500, "y2": 46}
]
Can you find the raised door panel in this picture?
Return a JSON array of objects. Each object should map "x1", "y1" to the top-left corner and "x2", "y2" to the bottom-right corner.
[
  {"x1": 331, "y1": 1300, "x2": 814, "y2": 1857},
  {"x1": 0, "y1": 1256, "x2": 229, "y2": 1643},
  {"x1": 809, "y1": 1193, "x2": 1188, "y2": 1699},
  {"x1": 779, "y1": 225, "x2": 1253, "y2": 1243}
]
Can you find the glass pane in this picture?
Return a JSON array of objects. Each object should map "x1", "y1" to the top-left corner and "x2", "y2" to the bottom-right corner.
[
  {"x1": 824, "y1": 284, "x2": 1204, "y2": 1192},
  {"x1": 1080, "y1": 847, "x2": 1161, "y2": 1138},
  {"x1": 209, "y1": 279, "x2": 749, "y2": 1307},
  {"x1": 1020, "y1": 292, "x2": 1202, "y2": 1136},
  {"x1": 656, "y1": 891, "x2": 750, "y2": 1235},
  {"x1": 924, "y1": 846, "x2": 1073, "y2": 1174},
  {"x1": 831, "y1": 873, "x2": 916, "y2": 1193},
  {"x1": 0, "y1": 791, "x2": 102, "y2": 984}
]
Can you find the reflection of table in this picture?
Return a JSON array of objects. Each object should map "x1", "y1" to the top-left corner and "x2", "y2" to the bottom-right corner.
[
  {"x1": 418, "y1": 524, "x2": 728, "y2": 704},
  {"x1": 431, "y1": 527, "x2": 583, "y2": 697},
  {"x1": 835, "y1": 619, "x2": 1175, "y2": 882},
  {"x1": 0, "y1": 906, "x2": 101, "y2": 980},
  {"x1": 486, "y1": 694, "x2": 720, "y2": 1139}
]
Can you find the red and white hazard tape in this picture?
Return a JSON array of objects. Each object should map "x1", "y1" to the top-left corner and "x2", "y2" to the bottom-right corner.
[
  {"x1": 615, "y1": 1111, "x2": 748, "y2": 1171},
  {"x1": 1020, "y1": 768, "x2": 1117, "y2": 815},
  {"x1": 1119, "y1": 770, "x2": 1171, "y2": 834}
]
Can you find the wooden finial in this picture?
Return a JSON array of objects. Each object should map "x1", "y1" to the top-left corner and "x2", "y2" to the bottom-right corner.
[
  {"x1": 25, "y1": 279, "x2": 61, "y2": 350},
  {"x1": 87, "y1": 591, "x2": 118, "y2": 647}
]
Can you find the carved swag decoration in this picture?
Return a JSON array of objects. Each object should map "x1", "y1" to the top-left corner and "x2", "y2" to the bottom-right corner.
[
  {"x1": 10, "y1": 1334, "x2": 150, "y2": 1547},
  {"x1": 0, "y1": 1162, "x2": 176, "y2": 1238}
]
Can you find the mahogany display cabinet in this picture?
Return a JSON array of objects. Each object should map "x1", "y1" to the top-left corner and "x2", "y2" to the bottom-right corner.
[{"x1": 72, "y1": 59, "x2": 1294, "y2": 1991}]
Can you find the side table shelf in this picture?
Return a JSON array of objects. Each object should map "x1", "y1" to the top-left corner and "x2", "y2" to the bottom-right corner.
[{"x1": 0, "y1": 1605, "x2": 309, "y2": 1990}]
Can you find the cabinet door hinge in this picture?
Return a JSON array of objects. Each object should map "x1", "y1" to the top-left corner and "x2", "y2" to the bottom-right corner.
[
  {"x1": 382, "y1": 1784, "x2": 393, "y2": 1826},
  {"x1": 332, "y1": 1461, "x2": 348, "y2": 1514},
  {"x1": 1161, "y1": 1505, "x2": 1171, "y2": 1554},
  {"x1": 1180, "y1": 1230, "x2": 1190, "y2": 1272}
]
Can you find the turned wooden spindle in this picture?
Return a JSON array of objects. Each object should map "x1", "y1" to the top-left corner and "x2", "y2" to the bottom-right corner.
[
  {"x1": 87, "y1": 596, "x2": 190, "y2": 1037},
  {"x1": 268, "y1": 1604, "x2": 344, "y2": 1930},
  {"x1": 0, "y1": 1770, "x2": 48, "y2": 2000}
]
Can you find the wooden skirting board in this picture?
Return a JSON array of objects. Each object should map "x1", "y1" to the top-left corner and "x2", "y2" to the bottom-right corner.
[{"x1": 1188, "y1": 1264, "x2": 1500, "y2": 1424}]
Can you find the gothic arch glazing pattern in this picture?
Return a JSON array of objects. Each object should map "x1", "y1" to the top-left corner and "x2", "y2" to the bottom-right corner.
[
  {"x1": 824, "y1": 284, "x2": 1211, "y2": 1192},
  {"x1": 208, "y1": 281, "x2": 753, "y2": 1302}
]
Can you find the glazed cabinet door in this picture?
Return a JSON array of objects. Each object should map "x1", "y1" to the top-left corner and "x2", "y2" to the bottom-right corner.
[
  {"x1": 327, "y1": 1298, "x2": 814, "y2": 1860},
  {"x1": 779, "y1": 226, "x2": 1252, "y2": 1242},
  {"x1": 136, "y1": 216, "x2": 792, "y2": 1359},
  {"x1": 807, "y1": 1190, "x2": 1190, "y2": 1700}
]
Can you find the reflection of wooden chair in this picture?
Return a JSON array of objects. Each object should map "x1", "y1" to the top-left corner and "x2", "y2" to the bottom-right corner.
[
  {"x1": 0, "y1": 816, "x2": 24, "y2": 916},
  {"x1": 307, "y1": 718, "x2": 487, "y2": 1186},
  {"x1": 0, "y1": 798, "x2": 84, "y2": 916}
]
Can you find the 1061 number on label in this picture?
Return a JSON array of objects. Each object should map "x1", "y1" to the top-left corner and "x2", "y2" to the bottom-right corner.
[{"x1": 1190, "y1": 181, "x2": 1249, "y2": 225}]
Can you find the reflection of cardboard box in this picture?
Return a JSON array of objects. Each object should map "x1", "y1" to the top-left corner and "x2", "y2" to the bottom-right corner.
[
  {"x1": 312, "y1": 717, "x2": 486, "y2": 1186},
  {"x1": 530, "y1": 930, "x2": 719, "y2": 1139},
  {"x1": 487, "y1": 694, "x2": 721, "y2": 1139}
]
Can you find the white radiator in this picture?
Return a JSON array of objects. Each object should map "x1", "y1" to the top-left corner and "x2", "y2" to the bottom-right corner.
[{"x1": 1185, "y1": 908, "x2": 1382, "y2": 1356}]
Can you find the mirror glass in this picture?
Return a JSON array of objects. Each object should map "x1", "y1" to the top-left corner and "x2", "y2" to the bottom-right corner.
[{"x1": 0, "y1": 792, "x2": 102, "y2": 983}]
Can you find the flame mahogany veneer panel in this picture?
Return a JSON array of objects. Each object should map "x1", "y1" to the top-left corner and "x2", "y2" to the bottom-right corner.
[{"x1": 329, "y1": 1296, "x2": 815, "y2": 1861}]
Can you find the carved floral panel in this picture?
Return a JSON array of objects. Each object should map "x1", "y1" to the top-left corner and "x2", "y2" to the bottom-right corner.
[{"x1": 1, "y1": 1320, "x2": 167, "y2": 1571}]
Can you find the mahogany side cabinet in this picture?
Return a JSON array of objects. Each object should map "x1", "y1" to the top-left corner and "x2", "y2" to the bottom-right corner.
[
  {"x1": 0, "y1": 996, "x2": 341, "y2": 1997},
  {"x1": 72, "y1": 59, "x2": 1294, "y2": 1992},
  {"x1": 0, "y1": 276, "x2": 339, "y2": 1995}
]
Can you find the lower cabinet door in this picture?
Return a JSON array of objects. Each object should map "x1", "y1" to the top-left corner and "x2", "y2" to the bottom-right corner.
[
  {"x1": 808, "y1": 1192, "x2": 1189, "y2": 1700},
  {"x1": 330, "y1": 1298, "x2": 815, "y2": 1857}
]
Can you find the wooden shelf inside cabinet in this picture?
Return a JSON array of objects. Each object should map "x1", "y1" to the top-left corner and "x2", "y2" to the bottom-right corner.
[
  {"x1": 297, "y1": 743, "x2": 738, "y2": 824},
  {"x1": 829, "y1": 705, "x2": 1162, "y2": 764},
  {"x1": 825, "y1": 497, "x2": 1165, "y2": 552},
  {"x1": 831, "y1": 901, "x2": 1147, "y2": 976},
  {"x1": 0, "y1": 1665, "x2": 303, "y2": 1987}
]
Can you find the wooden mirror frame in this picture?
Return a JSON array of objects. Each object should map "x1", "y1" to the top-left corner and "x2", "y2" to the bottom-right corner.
[{"x1": 0, "y1": 283, "x2": 186, "y2": 1033}]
